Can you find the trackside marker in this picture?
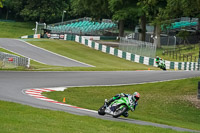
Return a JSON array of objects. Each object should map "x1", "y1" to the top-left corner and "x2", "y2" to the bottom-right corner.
[
  {"x1": 24, "y1": 87, "x2": 97, "y2": 113},
  {"x1": 63, "y1": 97, "x2": 66, "y2": 103}
]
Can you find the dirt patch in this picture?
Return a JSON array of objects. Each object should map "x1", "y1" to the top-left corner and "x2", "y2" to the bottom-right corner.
[{"x1": 185, "y1": 95, "x2": 200, "y2": 109}]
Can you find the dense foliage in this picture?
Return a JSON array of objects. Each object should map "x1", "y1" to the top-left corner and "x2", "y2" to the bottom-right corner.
[{"x1": 0, "y1": 0, "x2": 199, "y2": 38}]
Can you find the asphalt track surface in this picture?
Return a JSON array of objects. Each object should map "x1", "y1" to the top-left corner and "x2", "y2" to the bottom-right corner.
[
  {"x1": 0, "y1": 71, "x2": 200, "y2": 132},
  {"x1": 0, "y1": 38, "x2": 200, "y2": 132},
  {"x1": 0, "y1": 38, "x2": 92, "y2": 67}
]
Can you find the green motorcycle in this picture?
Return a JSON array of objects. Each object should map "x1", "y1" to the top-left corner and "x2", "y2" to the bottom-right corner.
[
  {"x1": 98, "y1": 97, "x2": 134, "y2": 118},
  {"x1": 157, "y1": 60, "x2": 166, "y2": 71}
]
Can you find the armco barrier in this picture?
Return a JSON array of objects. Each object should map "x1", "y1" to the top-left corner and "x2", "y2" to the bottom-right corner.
[{"x1": 75, "y1": 35, "x2": 198, "y2": 70}]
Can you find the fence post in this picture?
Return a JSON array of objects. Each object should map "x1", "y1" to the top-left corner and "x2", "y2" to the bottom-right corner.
[{"x1": 27, "y1": 58, "x2": 30, "y2": 68}]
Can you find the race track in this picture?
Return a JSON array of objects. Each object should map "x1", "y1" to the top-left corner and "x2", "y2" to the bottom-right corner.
[
  {"x1": 0, "y1": 71, "x2": 200, "y2": 132},
  {"x1": 0, "y1": 38, "x2": 200, "y2": 132}
]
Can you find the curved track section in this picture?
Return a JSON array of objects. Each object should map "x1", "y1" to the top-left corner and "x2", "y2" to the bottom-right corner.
[
  {"x1": 0, "y1": 71, "x2": 200, "y2": 132},
  {"x1": 0, "y1": 38, "x2": 93, "y2": 67}
]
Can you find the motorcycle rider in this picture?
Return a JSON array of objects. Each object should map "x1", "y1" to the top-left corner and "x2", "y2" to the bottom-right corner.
[
  {"x1": 105, "y1": 92, "x2": 140, "y2": 117},
  {"x1": 156, "y1": 56, "x2": 161, "y2": 66}
]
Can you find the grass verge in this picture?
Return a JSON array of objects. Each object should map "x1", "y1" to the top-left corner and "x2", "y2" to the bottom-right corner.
[
  {"x1": 0, "y1": 22, "x2": 34, "y2": 38},
  {"x1": 26, "y1": 39, "x2": 158, "y2": 71},
  {"x1": 43, "y1": 77, "x2": 200, "y2": 131},
  {"x1": 0, "y1": 39, "x2": 158, "y2": 71},
  {"x1": 156, "y1": 44, "x2": 200, "y2": 62},
  {"x1": 0, "y1": 100, "x2": 181, "y2": 133},
  {"x1": 0, "y1": 40, "x2": 158, "y2": 71}
]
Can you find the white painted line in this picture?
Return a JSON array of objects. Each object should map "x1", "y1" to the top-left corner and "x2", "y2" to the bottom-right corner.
[{"x1": 17, "y1": 39, "x2": 95, "y2": 67}]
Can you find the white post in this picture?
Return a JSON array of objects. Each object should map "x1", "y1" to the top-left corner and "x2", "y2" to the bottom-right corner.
[
  {"x1": 62, "y1": 11, "x2": 66, "y2": 23},
  {"x1": 35, "y1": 22, "x2": 38, "y2": 35},
  {"x1": 174, "y1": 36, "x2": 176, "y2": 51},
  {"x1": 44, "y1": 23, "x2": 46, "y2": 29},
  {"x1": 27, "y1": 58, "x2": 30, "y2": 68}
]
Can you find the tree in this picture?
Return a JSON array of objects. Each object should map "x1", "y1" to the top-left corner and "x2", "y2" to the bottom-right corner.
[
  {"x1": 137, "y1": 0, "x2": 147, "y2": 41},
  {"x1": 108, "y1": 0, "x2": 138, "y2": 37},
  {"x1": 70, "y1": 0, "x2": 89, "y2": 18},
  {"x1": 0, "y1": 0, "x2": 4, "y2": 8},
  {"x1": 71, "y1": 0, "x2": 111, "y2": 20},
  {"x1": 165, "y1": 0, "x2": 200, "y2": 18},
  {"x1": 20, "y1": 0, "x2": 69, "y2": 23},
  {"x1": 137, "y1": 0, "x2": 167, "y2": 46}
]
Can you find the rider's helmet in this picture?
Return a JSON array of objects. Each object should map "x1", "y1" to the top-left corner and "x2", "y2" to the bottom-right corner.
[
  {"x1": 156, "y1": 56, "x2": 159, "y2": 60},
  {"x1": 132, "y1": 92, "x2": 140, "y2": 101}
]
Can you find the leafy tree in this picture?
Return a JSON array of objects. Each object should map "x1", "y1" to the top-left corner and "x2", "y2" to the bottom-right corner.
[
  {"x1": 70, "y1": 0, "x2": 88, "y2": 18},
  {"x1": 71, "y1": 0, "x2": 110, "y2": 20},
  {"x1": 0, "y1": 0, "x2": 4, "y2": 8},
  {"x1": 19, "y1": 0, "x2": 69, "y2": 23},
  {"x1": 165, "y1": 0, "x2": 200, "y2": 18},
  {"x1": 3, "y1": 0, "x2": 27, "y2": 19},
  {"x1": 137, "y1": 0, "x2": 167, "y2": 46},
  {"x1": 108, "y1": 0, "x2": 138, "y2": 37},
  {"x1": 83, "y1": 0, "x2": 110, "y2": 19}
]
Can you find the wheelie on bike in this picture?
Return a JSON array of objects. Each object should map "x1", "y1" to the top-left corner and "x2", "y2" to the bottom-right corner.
[{"x1": 98, "y1": 92, "x2": 140, "y2": 118}]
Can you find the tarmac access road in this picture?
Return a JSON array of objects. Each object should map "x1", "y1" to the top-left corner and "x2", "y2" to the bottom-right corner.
[
  {"x1": 0, "y1": 38, "x2": 93, "y2": 67},
  {"x1": 0, "y1": 71, "x2": 200, "y2": 132}
]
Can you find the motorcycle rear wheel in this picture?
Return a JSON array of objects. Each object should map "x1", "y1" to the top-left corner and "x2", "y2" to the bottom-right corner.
[{"x1": 113, "y1": 105, "x2": 128, "y2": 118}]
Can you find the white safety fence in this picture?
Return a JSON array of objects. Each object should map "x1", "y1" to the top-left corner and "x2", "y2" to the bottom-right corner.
[
  {"x1": 0, "y1": 52, "x2": 30, "y2": 68},
  {"x1": 119, "y1": 37, "x2": 156, "y2": 58},
  {"x1": 75, "y1": 35, "x2": 199, "y2": 71}
]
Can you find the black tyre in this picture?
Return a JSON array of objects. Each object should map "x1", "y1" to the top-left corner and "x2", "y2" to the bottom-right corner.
[
  {"x1": 98, "y1": 105, "x2": 106, "y2": 115},
  {"x1": 163, "y1": 65, "x2": 166, "y2": 71},
  {"x1": 113, "y1": 105, "x2": 128, "y2": 118}
]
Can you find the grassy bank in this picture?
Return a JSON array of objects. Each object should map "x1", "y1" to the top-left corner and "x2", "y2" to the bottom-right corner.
[
  {"x1": 0, "y1": 21, "x2": 34, "y2": 38},
  {"x1": 43, "y1": 77, "x2": 200, "y2": 131},
  {"x1": 0, "y1": 100, "x2": 181, "y2": 133},
  {"x1": 156, "y1": 44, "x2": 200, "y2": 62},
  {"x1": 0, "y1": 40, "x2": 158, "y2": 71},
  {"x1": 26, "y1": 39, "x2": 157, "y2": 71}
]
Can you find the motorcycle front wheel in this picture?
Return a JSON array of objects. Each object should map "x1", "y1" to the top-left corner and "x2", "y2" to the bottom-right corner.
[
  {"x1": 98, "y1": 105, "x2": 106, "y2": 115},
  {"x1": 113, "y1": 105, "x2": 128, "y2": 118}
]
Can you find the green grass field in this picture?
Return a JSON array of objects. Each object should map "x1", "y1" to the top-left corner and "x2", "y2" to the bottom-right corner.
[
  {"x1": 0, "y1": 40, "x2": 158, "y2": 71},
  {"x1": 0, "y1": 100, "x2": 182, "y2": 133},
  {"x1": 0, "y1": 22, "x2": 35, "y2": 38},
  {"x1": 157, "y1": 44, "x2": 200, "y2": 62},
  {"x1": 25, "y1": 39, "x2": 158, "y2": 71},
  {"x1": 43, "y1": 77, "x2": 200, "y2": 131}
]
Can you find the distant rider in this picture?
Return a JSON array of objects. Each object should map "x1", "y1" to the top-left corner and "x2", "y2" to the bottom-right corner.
[
  {"x1": 156, "y1": 56, "x2": 165, "y2": 66},
  {"x1": 105, "y1": 92, "x2": 140, "y2": 117},
  {"x1": 155, "y1": 56, "x2": 161, "y2": 66}
]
